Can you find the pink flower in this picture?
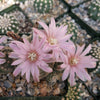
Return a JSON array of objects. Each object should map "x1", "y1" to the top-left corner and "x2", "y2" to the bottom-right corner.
[
  {"x1": 60, "y1": 44, "x2": 97, "y2": 86},
  {"x1": 33, "y1": 18, "x2": 73, "y2": 62},
  {"x1": 9, "y1": 33, "x2": 53, "y2": 82},
  {"x1": 0, "y1": 36, "x2": 7, "y2": 64}
]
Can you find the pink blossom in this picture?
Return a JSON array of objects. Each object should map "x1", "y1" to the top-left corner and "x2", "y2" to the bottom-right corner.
[
  {"x1": 60, "y1": 44, "x2": 97, "y2": 86},
  {"x1": 9, "y1": 33, "x2": 53, "y2": 82},
  {"x1": 0, "y1": 36, "x2": 7, "y2": 64},
  {"x1": 33, "y1": 18, "x2": 73, "y2": 62}
]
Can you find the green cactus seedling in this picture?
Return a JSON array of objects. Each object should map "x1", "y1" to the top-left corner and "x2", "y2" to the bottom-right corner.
[
  {"x1": 88, "y1": 0, "x2": 100, "y2": 21},
  {"x1": 0, "y1": 13, "x2": 19, "y2": 34},
  {"x1": 33, "y1": 0, "x2": 53, "y2": 13},
  {"x1": 66, "y1": 84, "x2": 82, "y2": 100}
]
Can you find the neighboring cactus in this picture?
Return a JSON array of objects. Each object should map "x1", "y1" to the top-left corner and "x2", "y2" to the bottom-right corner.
[
  {"x1": 57, "y1": 20, "x2": 78, "y2": 42},
  {"x1": 33, "y1": 0, "x2": 53, "y2": 13},
  {"x1": 90, "y1": 46, "x2": 100, "y2": 59},
  {"x1": 66, "y1": 84, "x2": 82, "y2": 100},
  {"x1": 90, "y1": 46, "x2": 100, "y2": 74},
  {"x1": 0, "y1": 13, "x2": 19, "y2": 34},
  {"x1": 88, "y1": 0, "x2": 100, "y2": 21}
]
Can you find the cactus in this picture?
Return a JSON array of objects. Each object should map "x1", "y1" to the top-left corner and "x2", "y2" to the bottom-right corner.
[
  {"x1": 57, "y1": 20, "x2": 78, "y2": 42},
  {"x1": 65, "y1": 84, "x2": 82, "y2": 100},
  {"x1": 0, "y1": 13, "x2": 19, "y2": 34},
  {"x1": 90, "y1": 46, "x2": 100, "y2": 74},
  {"x1": 88, "y1": 0, "x2": 100, "y2": 21},
  {"x1": 33, "y1": 0, "x2": 53, "y2": 13}
]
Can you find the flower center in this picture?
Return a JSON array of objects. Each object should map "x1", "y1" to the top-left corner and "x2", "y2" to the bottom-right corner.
[
  {"x1": 28, "y1": 51, "x2": 38, "y2": 62},
  {"x1": 48, "y1": 38, "x2": 57, "y2": 45},
  {"x1": 70, "y1": 57, "x2": 79, "y2": 66}
]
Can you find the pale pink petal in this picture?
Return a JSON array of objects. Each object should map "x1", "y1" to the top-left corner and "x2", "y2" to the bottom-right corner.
[
  {"x1": 80, "y1": 69, "x2": 91, "y2": 81},
  {"x1": 13, "y1": 65, "x2": 21, "y2": 76},
  {"x1": 49, "y1": 18, "x2": 56, "y2": 36},
  {"x1": 36, "y1": 39, "x2": 45, "y2": 52},
  {"x1": 20, "y1": 61, "x2": 31, "y2": 76},
  {"x1": 23, "y1": 38, "x2": 31, "y2": 50},
  {"x1": 38, "y1": 61, "x2": 53, "y2": 73},
  {"x1": 69, "y1": 68, "x2": 75, "y2": 86},
  {"x1": 31, "y1": 64, "x2": 39, "y2": 82},
  {"x1": 0, "y1": 46, "x2": 4, "y2": 50},
  {"x1": 32, "y1": 33, "x2": 39, "y2": 49},
  {"x1": 62, "y1": 65, "x2": 70, "y2": 81},
  {"x1": 11, "y1": 59, "x2": 24, "y2": 65},
  {"x1": 26, "y1": 68, "x2": 30, "y2": 83},
  {"x1": 56, "y1": 25, "x2": 68, "y2": 38},
  {"x1": 21, "y1": 66, "x2": 29, "y2": 76},
  {"x1": 0, "y1": 52, "x2": 5, "y2": 57},
  {"x1": 38, "y1": 21, "x2": 48, "y2": 34},
  {"x1": 33, "y1": 28, "x2": 46, "y2": 39},
  {"x1": 9, "y1": 43, "x2": 19, "y2": 50},
  {"x1": 13, "y1": 57, "x2": 30, "y2": 78},
  {"x1": 0, "y1": 59, "x2": 6, "y2": 64},
  {"x1": 60, "y1": 64, "x2": 67, "y2": 69},
  {"x1": 34, "y1": 66, "x2": 39, "y2": 82},
  {"x1": 75, "y1": 44, "x2": 85, "y2": 56},
  {"x1": 59, "y1": 34, "x2": 72, "y2": 42},
  {"x1": 0, "y1": 36, "x2": 7, "y2": 44},
  {"x1": 75, "y1": 67, "x2": 86, "y2": 81},
  {"x1": 81, "y1": 45, "x2": 91, "y2": 56},
  {"x1": 59, "y1": 50, "x2": 67, "y2": 63},
  {"x1": 9, "y1": 52, "x2": 19, "y2": 58},
  {"x1": 42, "y1": 43, "x2": 52, "y2": 52}
]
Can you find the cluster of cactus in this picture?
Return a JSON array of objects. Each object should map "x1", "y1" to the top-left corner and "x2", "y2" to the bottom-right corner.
[
  {"x1": 57, "y1": 20, "x2": 78, "y2": 42},
  {"x1": 65, "y1": 84, "x2": 82, "y2": 100},
  {"x1": 88, "y1": 0, "x2": 100, "y2": 21},
  {"x1": 33, "y1": 0, "x2": 53, "y2": 13},
  {"x1": 0, "y1": 13, "x2": 19, "y2": 34},
  {"x1": 90, "y1": 46, "x2": 100, "y2": 59},
  {"x1": 90, "y1": 46, "x2": 100, "y2": 74}
]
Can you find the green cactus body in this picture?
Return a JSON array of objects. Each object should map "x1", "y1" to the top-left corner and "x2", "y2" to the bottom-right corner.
[
  {"x1": 88, "y1": 0, "x2": 100, "y2": 21},
  {"x1": 57, "y1": 20, "x2": 78, "y2": 42},
  {"x1": 0, "y1": 13, "x2": 19, "y2": 34},
  {"x1": 33, "y1": 0, "x2": 53, "y2": 13},
  {"x1": 90, "y1": 47, "x2": 100, "y2": 74},
  {"x1": 66, "y1": 85, "x2": 82, "y2": 100}
]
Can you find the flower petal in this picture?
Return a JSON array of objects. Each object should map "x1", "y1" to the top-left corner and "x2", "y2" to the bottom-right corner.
[
  {"x1": 81, "y1": 45, "x2": 91, "y2": 56},
  {"x1": 9, "y1": 52, "x2": 19, "y2": 59},
  {"x1": 26, "y1": 68, "x2": 30, "y2": 83},
  {"x1": 69, "y1": 68, "x2": 75, "y2": 86},
  {"x1": 0, "y1": 59, "x2": 6, "y2": 64},
  {"x1": 38, "y1": 21, "x2": 48, "y2": 34},
  {"x1": 33, "y1": 28, "x2": 46, "y2": 39},
  {"x1": 0, "y1": 46, "x2": 4, "y2": 50},
  {"x1": 76, "y1": 44, "x2": 85, "y2": 56},
  {"x1": 62, "y1": 65, "x2": 70, "y2": 81},
  {"x1": 13, "y1": 65, "x2": 21, "y2": 77},
  {"x1": 38, "y1": 61, "x2": 53, "y2": 73},
  {"x1": 0, "y1": 52, "x2": 5, "y2": 57},
  {"x1": 11, "y1": 59, "x2": 24, "y2": 65},
  {"x1": 0, "y1": 36, "x2": 7, "y2": 44},
  {"x1": 34, "y1": 66, "x2": 39, "y2": 82}
]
